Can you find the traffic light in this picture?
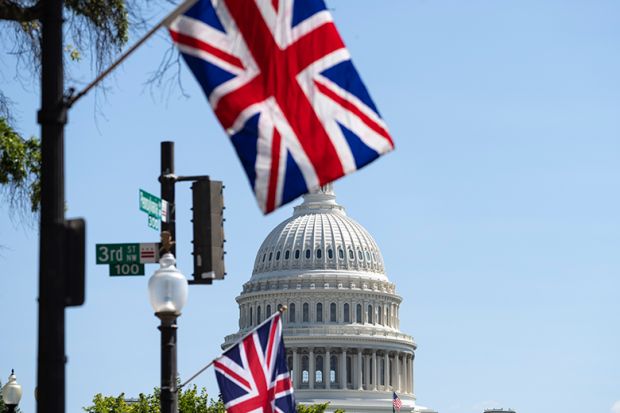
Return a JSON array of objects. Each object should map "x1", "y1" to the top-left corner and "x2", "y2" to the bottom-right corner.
[
  {"x1": 190, "y1": 179, "x2": 225, "y2": 284},
  {"x1": 64, "y1": 218, "x2": 85, "y2": 306}
]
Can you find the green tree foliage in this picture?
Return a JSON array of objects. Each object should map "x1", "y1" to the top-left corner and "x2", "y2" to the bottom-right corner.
[
  {"x1": 295, "y1": 402, "x2": 344, "y2": 413},
  {"x1": 0, "y1": 118, "x2": 41, "y2": 214},
  {"x1": 83, "y1": 387, "x2": 346, "y2": 413},
  {"x1": 0, "y1": 0, "x2": 135, "y2": 216},
  {"x1": 83, "y1": 386, "x2": 226, "y2": 413},
  {"x1": 296, "y1": 402, "x2": 330, "y2": 413}
]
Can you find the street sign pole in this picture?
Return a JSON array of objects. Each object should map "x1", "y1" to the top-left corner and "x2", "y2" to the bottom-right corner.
[
  {"x1": 160, "y1": 141, "x2": 176, "y2": 256},
  {"x1": 159, "y1": 141, "x2": 178, "y2": 413}
]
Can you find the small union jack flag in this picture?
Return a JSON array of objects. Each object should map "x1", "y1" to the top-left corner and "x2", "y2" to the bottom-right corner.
[
  {"x1": 169, "y1": 0, "x2": 394, "y2": 213},
  {"x1": 213, "y1": 312, "x2": 294, "y2": 413}
]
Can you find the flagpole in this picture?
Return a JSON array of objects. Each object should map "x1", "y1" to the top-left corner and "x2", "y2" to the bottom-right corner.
[
  {"x1": 179, "y1": 306, "x2": 288, "y2": 389},
  {"x1": 66, "y1": 0, "x2": 199, "y2": 108}
]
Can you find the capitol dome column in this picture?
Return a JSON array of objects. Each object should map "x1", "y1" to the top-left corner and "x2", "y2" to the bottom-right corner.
[
  {"x1": 363, "y1": 352, "x2": 370, "y2": 390},
  {"x1": 324, "y1": 348, "x2": 331, "y2": 389},
  {"x1": 371, "y1": 350, "x2": 377, "y2": 391},
  {"x1": 384, "y1": 352, "x2": 390, "y2": 390},
  {"x1": 356, "y1": 349, "x2": 363, "y2": 390},
  {"x1": 402, "y1": 354, "x2": 408, "y2": 394},
  {"x1": 309, "y1": 348, "x2": 315, "y2": 389},
  {"x1": 339, "y1": 348, "x2": 347, "y2": 389},
  {"x1": 292, "y1": 348, "x2": 300, "y2": 388},
  {"x1": 395, "y1": 352, "x2": 401, "y2": 392},
  {"x1": 407, "y1": 353, "x2": 413, "y2": 394},
  {"x1": 410, "y1": 353, "x2": 415, "y2": 394}
]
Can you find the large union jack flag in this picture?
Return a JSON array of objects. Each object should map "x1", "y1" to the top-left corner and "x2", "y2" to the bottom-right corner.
[
  {"x1": 214, "y1": 312, "x2": 294, "y2": 413},
  {"x1": 169, "y1": 0, "x2": 394, "y2": 213}
]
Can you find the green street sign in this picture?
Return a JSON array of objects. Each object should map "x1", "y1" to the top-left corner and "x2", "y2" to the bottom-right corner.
[
  {"x1": 109, "y1": 263, "x2": 145, "y2": 276},
  {"x1": 96, "y1": 243, "x2": 139, "y2": 264},
  {"x1": 140, "y1": 189, "x2": 169, "y2": 231},
  {"x1": 139, "y1": 189, "x2": 162, "y2": 219}
]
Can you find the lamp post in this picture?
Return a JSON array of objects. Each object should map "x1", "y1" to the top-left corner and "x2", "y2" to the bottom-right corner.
[
  {"x1": 148, "y1": 252, "x2": 188, "y2": 413},
  {"x1": 2, "y1": 370, "x2": 23, "y2": 413}
]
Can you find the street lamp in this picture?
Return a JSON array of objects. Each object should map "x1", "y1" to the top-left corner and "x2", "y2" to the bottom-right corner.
[
  {"x1": 148, "y1": 252, "x2": 188, "y2": 413},
  {"x1": 2, "y1": 370, "x2": 22, "y2": 413}
]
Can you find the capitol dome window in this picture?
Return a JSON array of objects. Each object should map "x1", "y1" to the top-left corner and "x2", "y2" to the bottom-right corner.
[
  {"x1": 356, "y1": 304, "x2": 362, "y2": 323},
  {"x1": 262, "y1": 253, "x2": 266, "y2": 262},
  {"x1": 266, "y1": 305, "x2": 271, "y2": 317},
  {"x1": 367, "y1": 305, "x2": 373, "y2": 324},
  {"x1": 305, "y1": 249, "x2": 311, "y2": 259},
  {"x1": 378, "y1": 305, "x2": 382, "y2": 325},
  {"x1": 268, "y1": 252, "x2": 272, "y2": 261},
  {"x1": 276, "y1": 251, "x2": 280, "y2": 260},
  {"x1": 316, "y1": 303, "x2": 323, "y2": 322},
  {"x1": 289, "y1": 303, "x2": 296, "y2": 322},
  {"x1": 303, "y1": 303, "x2": 309, "y2": 322},
  {"x1": 338, "y1": 248, "x2": 344, "y2": 259},
  {"x1": 302, "y1": 356, "x2": 309, "y2": 384},
  {"x1": 249, "y1": 307, "x2": 253, "y2": 326},
  {"x1": 365, "y1": 250, "x2": 371, "y2": 260},
  {"x1": 316, "y1": 248, "x2": 322, "y2": 259},
  {"x1": 343, "y1": 303, "x2": 350, "y2": 323},
  {"x1": 330, "y1": 303, "x2": 336, "y2": 322},
  {"x1": 348, "y1": 249, "x2": 354, "y2": 260},
  {"x1": 257, "y1": 306, "x2": 262, "y2": 323},
  {"x1": 295, "y1": 249, "x2": 300, "y2": 259},
  {"x1": 330, "y1": 356, "x2": 338, "y2": 384},
  {"x1": 285, "y1": 250, "x2": 290, "y2": 259},
  {"x1": 315, "y1": 356, "x2": 323, "y2": 383},
  {"x1": 387, "y1": 307, "x2": 391, "y2": 327},
  {"x1": 358, "y1": 249, "x2": 363, "y2": 260},
  {"x1": 328, "y1": 248, "x2": 333, "y2": 259}
]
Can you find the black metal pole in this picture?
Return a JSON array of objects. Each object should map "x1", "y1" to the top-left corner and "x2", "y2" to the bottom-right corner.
[
  {"x1": 160, "y1": 141, "x2": 176, "y2": 255},
  {"x1": 158, "y1": 314, "x2": 178, "y2": 413},
  {"x1": 37, "y1": 0, "x2": 66, "y2": 412},
  {"x1": 159, "y1": 142, "x2": 178, "y2": 412}
]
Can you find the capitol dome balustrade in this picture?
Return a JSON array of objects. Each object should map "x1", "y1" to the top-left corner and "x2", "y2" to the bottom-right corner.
[{"x1": 241, "y1": 276, "x2": 397, "y2": 294}]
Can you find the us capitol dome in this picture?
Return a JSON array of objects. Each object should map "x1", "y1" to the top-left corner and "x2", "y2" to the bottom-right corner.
[{"x1": 223, "y1": 185, "x2": 436, "y2": 413}]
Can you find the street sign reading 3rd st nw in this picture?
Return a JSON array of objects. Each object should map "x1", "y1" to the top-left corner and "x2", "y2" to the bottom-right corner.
[
  {"x1": 95, "y1": 243, "x2": 160, "y2": 276},
  {"x1": 96, "y1": 243, "x2": 139, "y2": 264}
]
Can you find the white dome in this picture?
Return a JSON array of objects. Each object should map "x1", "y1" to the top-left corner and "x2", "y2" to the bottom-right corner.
[
  {"x1": 225, "y1": 184, "x2": 424, "y2": 413},
  {"x1": 251, "y1": 184, "x2": 386, "y2": 279}
]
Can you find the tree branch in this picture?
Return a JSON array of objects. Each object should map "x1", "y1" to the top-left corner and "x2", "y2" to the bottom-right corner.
[{"x1": 0, "y1": 0, "x2": 42, "y2": 22}]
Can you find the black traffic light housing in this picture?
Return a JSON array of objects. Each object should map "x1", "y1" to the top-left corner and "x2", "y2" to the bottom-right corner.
[
  {"x1": 190, "y1": 178, "x2": 225, "y2": 284},
  {"x1": 64, "y1": 218, "x2": 85, "y2": 306}
]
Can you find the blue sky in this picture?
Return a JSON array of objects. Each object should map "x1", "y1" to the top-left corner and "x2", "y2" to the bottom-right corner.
[{"x1": 1, "y1": 1, "x2": 619, "y2": 413}]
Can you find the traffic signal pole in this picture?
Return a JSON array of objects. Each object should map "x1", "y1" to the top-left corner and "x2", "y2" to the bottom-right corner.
[
  {"x1": 157, "y1": 141, "x2": 226, "y2": 285},
  {"x1": 159, "y1": 141, "x2": 178, "y2": 413},
  {"x1": 160, "y1": 141, "x2": 177, "y2": 256},
  {"x1": 37, "y1": 1, "x2": 67, "y2": 413}
]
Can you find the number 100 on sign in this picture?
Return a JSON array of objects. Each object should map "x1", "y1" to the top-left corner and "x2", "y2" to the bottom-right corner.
[{"x1": 110, "y1": 263, "x2": 145, "y2": 276}]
